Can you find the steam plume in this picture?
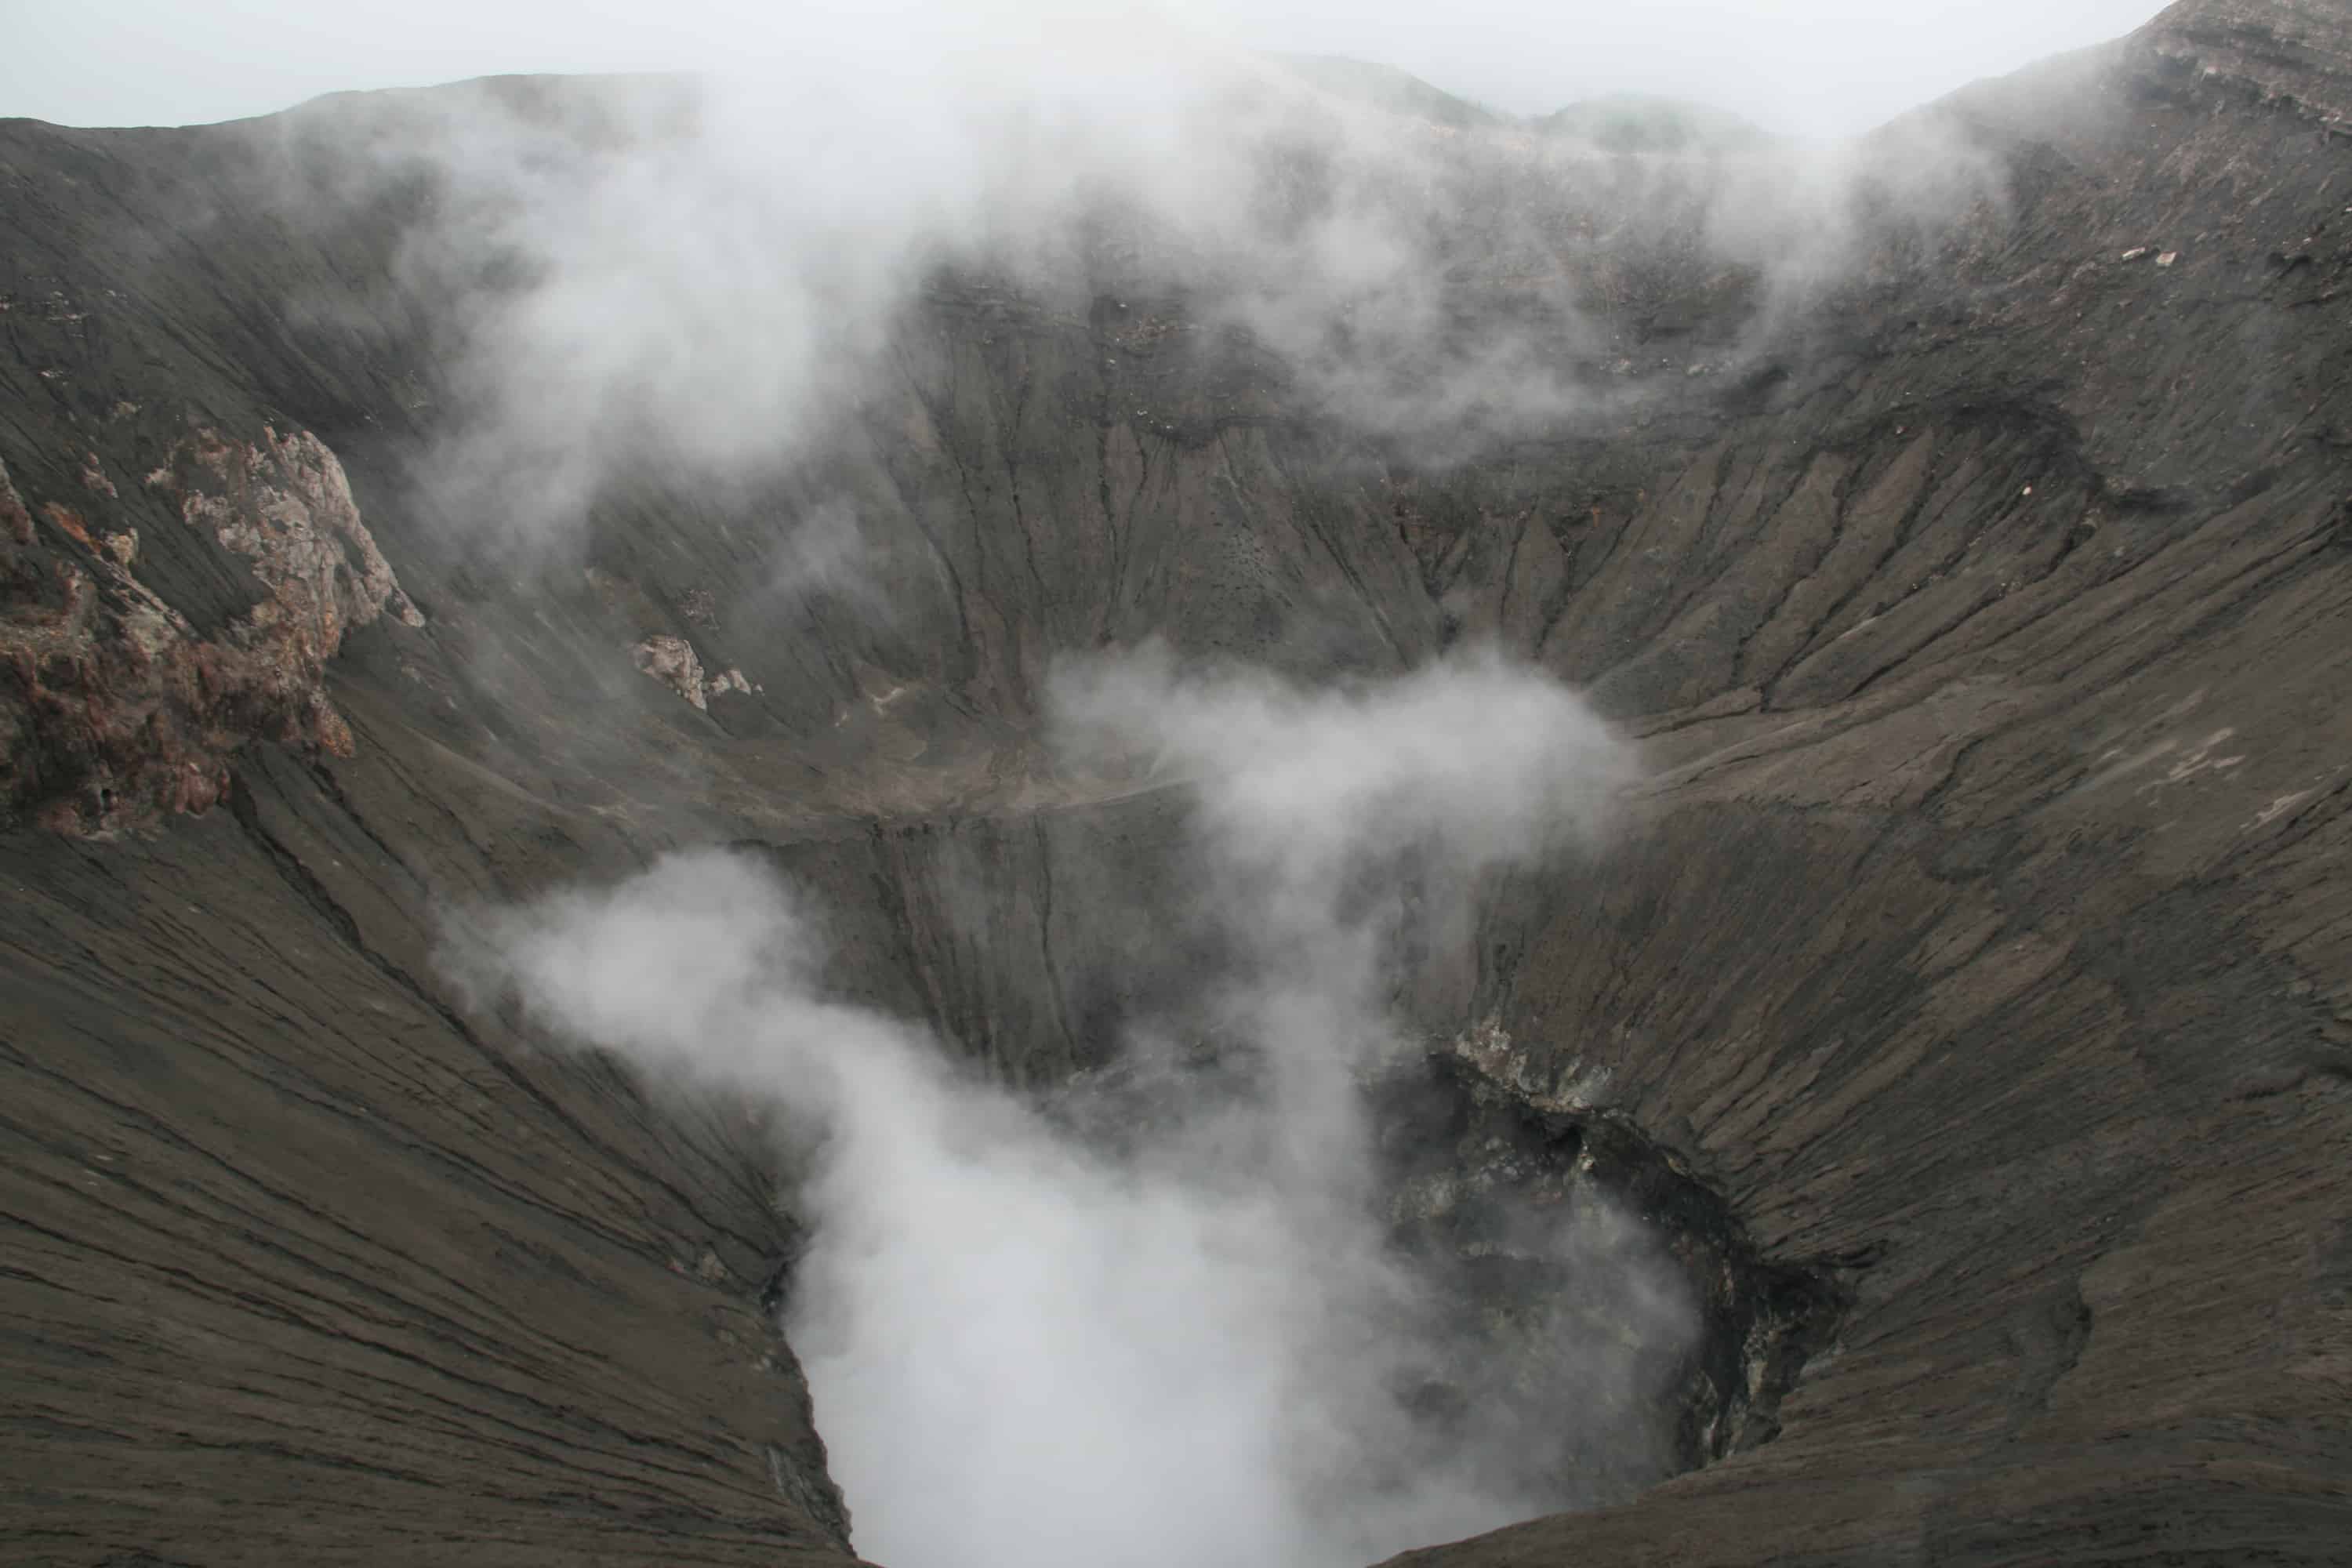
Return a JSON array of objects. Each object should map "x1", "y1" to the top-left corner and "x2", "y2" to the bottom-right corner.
[
  {"x1": 452, "y1": 650, "x2": 1682, "y2": 1568},
  {"x1": 260, "y1": 16, "x2": 2007, "y2": 555}
]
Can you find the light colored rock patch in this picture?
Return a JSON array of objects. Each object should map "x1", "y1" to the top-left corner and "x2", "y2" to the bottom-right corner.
[
  {"x1": 631, "y1": 633, "x2": 712, "y2": 710},
  {"x1": 630, "y1": 633, "x2": 757, "y2": 710},
  {"x1": 164, "y1": 426, "x2": 425, "y2": 644},
  {"x1": 2, "y1": 423, "x2": 426, "y2": 832}
]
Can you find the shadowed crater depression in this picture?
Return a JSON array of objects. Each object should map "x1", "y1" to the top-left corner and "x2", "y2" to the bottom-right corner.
[{"x1": 4, "y1": 2, "x2": 2351, "y2": 1566}]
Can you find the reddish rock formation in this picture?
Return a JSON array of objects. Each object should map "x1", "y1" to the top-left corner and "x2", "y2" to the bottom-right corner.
[{"x1": 0, "y1": 424, "x2": 421, "y2": 833}]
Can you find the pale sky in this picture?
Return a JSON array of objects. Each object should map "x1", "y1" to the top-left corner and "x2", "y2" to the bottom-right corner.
[{"x1": 4, "y1": 0, "x2": 2168, "y2": 138}]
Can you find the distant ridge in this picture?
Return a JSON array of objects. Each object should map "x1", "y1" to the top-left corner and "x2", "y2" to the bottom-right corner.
[
  {"x1": 1271, "y1": 53, "x2": 1505, "y2": 129},
  {"x1": 1534, "y1": 95, "x2": 1773, "y2": 153}
]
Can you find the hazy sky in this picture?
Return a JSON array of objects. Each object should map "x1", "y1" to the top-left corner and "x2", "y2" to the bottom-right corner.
[{"x1": 7, "y1": 0, "x2": 2166, "y2": 138}]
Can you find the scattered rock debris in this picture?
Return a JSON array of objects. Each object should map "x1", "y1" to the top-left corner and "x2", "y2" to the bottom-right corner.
[{"x1": 630, "y1": 633, "x2": 759, "y2": 710}]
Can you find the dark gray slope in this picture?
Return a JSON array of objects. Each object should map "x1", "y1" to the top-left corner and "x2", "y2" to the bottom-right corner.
[{"x1": 5, "y1": 0, "x2": 2352, "y2": 1563}]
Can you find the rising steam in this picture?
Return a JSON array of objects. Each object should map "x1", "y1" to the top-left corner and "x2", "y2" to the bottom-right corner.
[
  {"x1": 452, "y1": 650, "x2": 1681, "y2": 1568},
  {"x1": 258, "y1": 9, "x2": 2005, "y2": 556},
  {"x1": 379, "y1": 13, "x2": 1962, "y2": 1556}
]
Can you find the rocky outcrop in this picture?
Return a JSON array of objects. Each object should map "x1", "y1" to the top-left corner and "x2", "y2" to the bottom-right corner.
[
  {"x1": 0, "y1": 422, "x2": 420, "y2": 833},
  {"x1": 158, "y1": 425, "x2": 423, "y2": 643},
  {"x1": 2141, "y1": 0, "x2": 2352, "y2": 125},
  {"x1": 630, "y1": 632, "x2": 755, "y2": 710}
]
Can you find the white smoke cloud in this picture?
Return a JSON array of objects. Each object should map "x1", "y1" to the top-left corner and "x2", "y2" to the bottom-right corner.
[
  {"x1": 449, "y1": 651, "x2": 1680, "y2": 1568},
  {"x1": 250, "y1": 9, "x2": 2016, "y2": 553},
  {"x1": 1049, "y1": 641, "x2": 1629, "y2": 879}
]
